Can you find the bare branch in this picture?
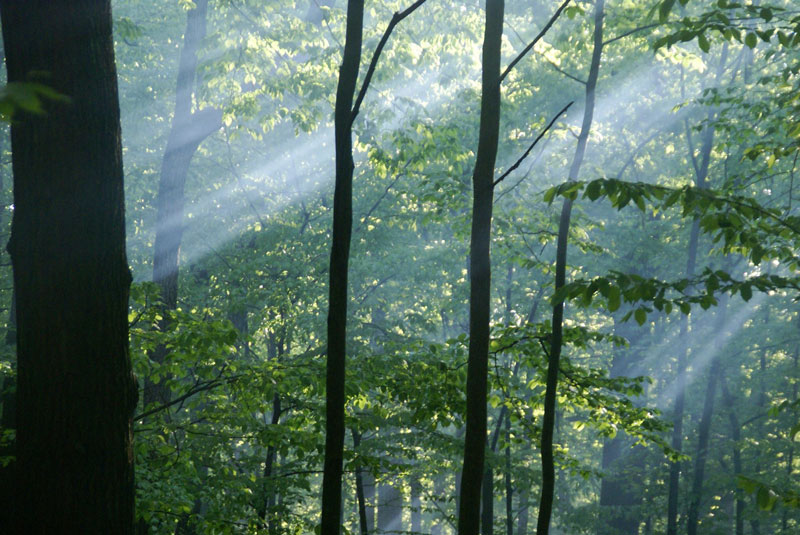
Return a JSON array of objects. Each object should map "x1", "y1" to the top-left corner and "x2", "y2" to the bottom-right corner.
[
  {"x1": 493, "y1": 101, "x2": 573, "y2": 187},
  {"x1": 499, "y1": 0, "x2": 571, "y2": 84},
  {"x1": 351, "y1": 0, "x2": 431, "y2": 123}
]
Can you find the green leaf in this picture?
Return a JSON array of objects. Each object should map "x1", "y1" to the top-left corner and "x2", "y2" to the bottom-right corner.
[
  {"x1": 634, "y1": 308, "x2": 647, "y2": 326},
  {"x1": 740, "y1": 283, "x2": 753, "y2": 302},
  {"x1": 608, "y1": 285, "x2": 621, "y2": 312},
  {"x1": 745, "y1": 32, "x2": 758, "y2": 49},
  {"x1": 698, "y1": 33, "x2": 710, "y2": 53},
  {"x1": 659, "y1": 0, "x2": 676, "y2": 23}
]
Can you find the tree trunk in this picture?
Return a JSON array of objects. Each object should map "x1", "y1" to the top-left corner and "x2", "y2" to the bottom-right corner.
[
  {"x1": 505, "y1": 414, "x2": 513, "y2": 535},
  {"x1": 378, "y1": 478, "x2": 403, "y2": 533},
  {"x1": 599, "y1": 315, "x2": 640, "y2": 535},
  {"x1": 719, "y1": 372, "x2": 744, "y2": 535},
  {"x1": 1, "y1": 2, "x2": 136, "y2": 532},
  {"x1": 321, "y1": 0, "x2": 363, "y2": 531},
  {"x1": 352, "y1": 429, "x2": 370, "y2": 535},
  {"x1": 458, "y1": 1, "x2": 504, "y2": 533},
  {"x1": 147, "y1": 0, "x2": 221, "y2": 408},
  {"x1": 537, "y1": 2, "x2": 604, "y2": 534},
  {"x1": 411, "y1": 477, "x2": 422, "y2": 533},
  {"x1": 686, "y1": 300, "x2": 727, "y2": 535},
  {"x1": 666, "y1": 44, "x2": 728, "y2": 535}
]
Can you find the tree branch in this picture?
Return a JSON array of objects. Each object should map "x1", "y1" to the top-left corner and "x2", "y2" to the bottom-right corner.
[
  {"x1": 493, "y1": 101, "x2": 573, "y2": 187},
  {"x1": 499, "y1": 0, "x2": 571, "y2": 84},
  {"x1": 350, "y1": 0, "x2": 431, "y2": 124}
]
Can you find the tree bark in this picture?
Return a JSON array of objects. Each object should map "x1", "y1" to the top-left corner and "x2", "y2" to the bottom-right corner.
[
  {"x1": 1, "y1": 1, "x2": 136, "y2": 532},
  {"x1": 458, "y1": 1, "x2": 504, "y2": 533},
  {"x1": 537, "y1": 2, "x2": 604, "y2": 534},
  {"x1": 321, "y1": 0, "x2": 363, "y2": 532}
]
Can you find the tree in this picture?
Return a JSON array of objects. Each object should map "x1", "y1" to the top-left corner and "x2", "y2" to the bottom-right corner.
[
  {"x1": 458, "y1": 1, "x2": 504, "y2": 533},
  {"x1": 0, "y1": 1, "x2": 137, "y2": 533},
  {"x1": 538, "y1": 2, "x2": 604, "y2": 534}
]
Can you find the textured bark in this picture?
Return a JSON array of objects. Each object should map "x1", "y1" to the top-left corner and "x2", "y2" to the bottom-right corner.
[
  {"x1": 537, "y1": 2, "x2": 603, "y2": 534},
  {"x1": 458, "y1": 1, "x2": 504, "y2": 533},
  {"x1": 0, "y1": 119, "x2": 14, "y2": 530},
  {"x1": 321, "y1": 0, "x2": 363, "y2": 532},
  {"x1": 1, "y1": 1, "x2": 136, "y2": 532}
]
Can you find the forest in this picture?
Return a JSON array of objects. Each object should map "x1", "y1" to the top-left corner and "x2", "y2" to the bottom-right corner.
[{"x1": 0, "y1": 0, "x2": 799, "y2": 534}]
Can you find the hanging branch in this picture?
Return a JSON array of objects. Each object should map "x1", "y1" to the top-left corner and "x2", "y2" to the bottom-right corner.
[
  {"x1": 350, "y1": 0, "x2": 431, "y2": 123},
  {"x1": 499, "y1": 0, "x2": 571, "y2": 84},
  {"x1": 494, "y1": 101, "x2": 573, "y2": 187}
]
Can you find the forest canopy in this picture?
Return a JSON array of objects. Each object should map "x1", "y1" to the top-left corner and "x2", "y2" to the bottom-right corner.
[{"x1": 1, "y1": 0, "x2": 800, "y2": 534}]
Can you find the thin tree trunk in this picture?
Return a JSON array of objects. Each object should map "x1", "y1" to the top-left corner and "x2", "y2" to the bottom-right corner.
[
  {"x1": 320, "y1": 0, "x2": 363, "y2": 531},
  {"x1": 258, "y1": 331, "x2": 284, "y2": 533},
  {"x1": 378, "y1": 478, "x2": 403, "y2": 533},
  {"x1": 458, "y1": 1, "x2": 504, "y2": 533},
  {"x1": 783, "y1": 347, "x2": 798, "y2": 531},
  {"x1": 719, "y1": 372, "x2": 744, "y2": 535},
  {"x1": 1, "y1": 2, "x2": 136, "y2": 532},
  {"x1": 411, "y1": 477, "x2": 422, "y2": 533},
  {"x1": 598, "y1": 316, "x2": 640, "y2": 535},
  {"x1": 505, "y1": 414, "x2": 513, "y2": 535},
  {"x1": 352, "y1": 429, "x2": 369, "y2": 535},
  {"x1": 537, "y1": 2, "x2": 604, "y2": 534},
  {"x1": 686, "y1": 300, "x2": 727, "y2": 535}
]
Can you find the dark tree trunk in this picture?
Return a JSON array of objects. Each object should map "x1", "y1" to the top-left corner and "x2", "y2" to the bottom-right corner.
[
  {"x1": 0, "y1": 114, "x2": 15, "y2": 530},
  {"x1": 458, "y1": 1, "x2": 504, "y2": 533},
  {"x1": 537, "y1": 2, "x2": 604, "y2": 534},
  {"x1": 482, "y1": 465, "x2": 494, "y2": 535},
  {"x1": 352, "y1": 429, "x2": 370, "y2": 535},
  {"x1": 321, "y1": 1, "x2": 363, "y2": 530},
  {"x1": 0, "y1": 1, "x2": 136, "y2": 532}
]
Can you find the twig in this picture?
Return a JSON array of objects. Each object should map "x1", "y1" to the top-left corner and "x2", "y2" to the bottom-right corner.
[
  {"x1": 602, "y1": 22, "x2": 660, "y2": 46},
  {"x1": 546, "y1": 59, "x2": 586, "y2": 85}
]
